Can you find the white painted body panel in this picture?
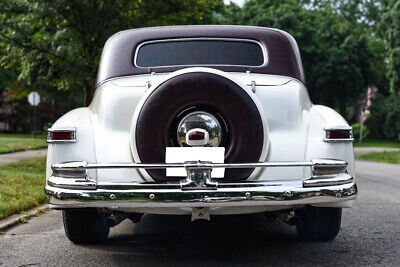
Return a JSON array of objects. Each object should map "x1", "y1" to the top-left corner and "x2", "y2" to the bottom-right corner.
[{"x1": 47, "y1": 68, "x2": 355, "y2": 212}]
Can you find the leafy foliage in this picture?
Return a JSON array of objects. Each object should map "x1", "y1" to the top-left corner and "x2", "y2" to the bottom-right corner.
[
  {"x1": 0, "y1": 0, "x2": 397, "y2": 132},
  {"x1": 218, "y1": 0, "x2": 386, "y2": 117},
  {"x1": 351, "y1": 123, "x2": 369, "y2": 140},
  {"x1": 0, "y1": 90, "x2": 64, "y2": 133},
  {"x1": 381, "y1": 1, "x2": 400, "y2": 94},
  {"x1": 0, "y1": 0, "x2": 223, "y2": 106},
  {"x1": 365, "y1": 94, "x2": 400, "y2": 139}
]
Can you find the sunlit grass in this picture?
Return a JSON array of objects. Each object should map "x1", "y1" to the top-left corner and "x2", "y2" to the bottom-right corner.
[
  {"x1": 0, "y1": 134, "x2": 47, "y2": 154},
  {"x1": 358, "y1": 151, "x2": 400, "y2": 164},
  {"x1": 0, "y1": 157, "x2": 47, "y2": 219},
  {"x1": 353, "y1": 139, "x2": 400, "y2": 148}
]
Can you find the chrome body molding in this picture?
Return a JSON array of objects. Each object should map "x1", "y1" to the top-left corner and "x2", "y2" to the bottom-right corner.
[
  {"x1": 323, "y1": 137, "x2": 354, "y2": 143},
  {"x1": 52, "y1": 160, "x2": 323, "y2": 171}
]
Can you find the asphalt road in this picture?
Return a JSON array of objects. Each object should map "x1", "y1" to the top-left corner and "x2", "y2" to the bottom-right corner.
[{"x1": 1, "y1": 160, "x2": 399, "y2": 266}]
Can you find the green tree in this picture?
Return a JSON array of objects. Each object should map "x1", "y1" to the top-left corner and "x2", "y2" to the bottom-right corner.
[
  {"x1": 381, "y1": 1, "x2": 400, "y2": 94},
  {"x1": 366, "y1": 94, "x2": 400, "y2": 139},
  {"x1": 219, "y1": 0, "x2": 386, "y2": 117},
  {"x1": 0, "y1": 0, "x2": 222, "y2": 106}
]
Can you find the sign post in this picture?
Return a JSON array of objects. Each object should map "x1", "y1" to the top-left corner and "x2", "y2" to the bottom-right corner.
[{"x1": 28, "y1": 92, "x2": 40, "y2": 138}]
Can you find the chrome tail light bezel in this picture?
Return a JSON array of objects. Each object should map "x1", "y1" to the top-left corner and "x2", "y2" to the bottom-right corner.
[
  {"x1": 47, "y1": 127, "x2": 77, "y2": 144},
  {"x1": 323, "y1": 126, "x2": 354, "y2": 142}
]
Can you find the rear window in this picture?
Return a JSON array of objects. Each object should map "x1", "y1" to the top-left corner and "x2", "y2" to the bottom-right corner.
[{"x1": 135, "y1": 39, "x2": 265, "y2": 68}]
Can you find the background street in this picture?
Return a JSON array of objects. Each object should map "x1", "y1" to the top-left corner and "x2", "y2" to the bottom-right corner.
[{"x1": 1, "y1": 160, "x2": 399, "y2": 266}]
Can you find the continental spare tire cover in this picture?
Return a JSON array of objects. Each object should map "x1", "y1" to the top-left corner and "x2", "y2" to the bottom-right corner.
[{"x1": 134, "y1": 72, "x2": 265, "y2": 182}]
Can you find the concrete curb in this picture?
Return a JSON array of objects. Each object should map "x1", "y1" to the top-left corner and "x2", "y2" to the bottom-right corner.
[{"x1": 0, "y1": 204, "x2": 49, "y2": 231}]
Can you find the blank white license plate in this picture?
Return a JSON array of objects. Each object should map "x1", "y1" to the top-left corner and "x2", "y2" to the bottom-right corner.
[{"x1": 165, "y1": 147, "x2": 225, "y2": 178}]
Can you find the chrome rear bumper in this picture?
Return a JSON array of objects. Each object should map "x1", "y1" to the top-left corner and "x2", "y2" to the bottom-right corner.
[{"x1": 45, "y1": 159, "x2": 357, "y2": 209}]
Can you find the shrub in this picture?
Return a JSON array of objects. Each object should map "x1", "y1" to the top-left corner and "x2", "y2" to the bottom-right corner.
[
  {"x1": 365, "y1": 95, "x2": 400, "y2": 139},
  {"x1": 351, "y1": 123, "x2": 369, "y2": 139}
]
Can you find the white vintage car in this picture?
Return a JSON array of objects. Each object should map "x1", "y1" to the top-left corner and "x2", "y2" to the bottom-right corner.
[{"x1": 45, "y1": 25, "x2": 357, "y2": 244}]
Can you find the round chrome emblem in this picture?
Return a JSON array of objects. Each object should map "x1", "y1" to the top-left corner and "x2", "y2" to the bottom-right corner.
[{"x1": 177, "y1": 111, "x2": 222, "y2": 147}]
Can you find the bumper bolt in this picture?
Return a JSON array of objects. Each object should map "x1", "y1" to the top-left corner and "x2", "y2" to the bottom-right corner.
[
  {"x1": 245, "y1": 192, "x2": 251, "y2": 199},
  {"x1": 110, "y1": 194, "x2": 116, "y2": 200},
  {"x1": 149, "y1": 194, "x2": 155, "y2": 200}
]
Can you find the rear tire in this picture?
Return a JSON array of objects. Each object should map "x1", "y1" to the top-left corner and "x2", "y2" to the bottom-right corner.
[
  {"x1": 62, "y1": 209, "x2": 109, "y2": 244},
  {"x1": 295, "y1": 205, "x2": 342, "y2": 241}
]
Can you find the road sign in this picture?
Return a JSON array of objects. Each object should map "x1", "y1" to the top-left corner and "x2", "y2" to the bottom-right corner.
[{"x1": 28, "y1": 92, "x2": 40, "y2": 106}]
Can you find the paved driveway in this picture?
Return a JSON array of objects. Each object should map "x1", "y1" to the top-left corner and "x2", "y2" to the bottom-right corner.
[{"x1": 0, "y1": 160, "x2": 399, "y2": 266}]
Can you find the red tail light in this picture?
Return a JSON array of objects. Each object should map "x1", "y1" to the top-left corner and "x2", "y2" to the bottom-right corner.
[
  {"x1": 47, "y1": 128, "x2": 76, "y2": 143},
  {"x1": 50, "y1": 132, "x2": 72, "y2": 140},
  {"x1": 324, "y1": 127, "x2": 353, "y2": 142},
  {"x1": 327, "y1": 130, "x2": 351, "y2": 139}
]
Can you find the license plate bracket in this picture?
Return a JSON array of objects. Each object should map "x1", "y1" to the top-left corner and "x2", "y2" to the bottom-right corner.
[{"x1": 165, "y1": 147, "x2": 225, "y2": 178}]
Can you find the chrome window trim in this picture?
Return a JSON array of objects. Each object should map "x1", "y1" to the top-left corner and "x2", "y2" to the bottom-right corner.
[
  {"x1": 47, "y1": 127, "x2": 77, "y2": 144},
  {"x1": 133, "y1": 37, "x2": 268, "y2": 68}
]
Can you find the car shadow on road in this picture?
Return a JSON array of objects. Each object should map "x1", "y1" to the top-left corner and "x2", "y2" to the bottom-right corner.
[{"x1": 83, "y1": 213, "x2": 341, "y2": 265}]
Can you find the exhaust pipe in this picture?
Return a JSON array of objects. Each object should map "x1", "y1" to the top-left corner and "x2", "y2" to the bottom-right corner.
[{"x1": 104, "y1": 212, "x2": 128, "y2": 227}]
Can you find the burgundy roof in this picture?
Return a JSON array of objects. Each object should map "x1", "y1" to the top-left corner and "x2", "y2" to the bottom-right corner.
[{"x1": 97, "y1": 25, "x2": 305, "y2": 86}]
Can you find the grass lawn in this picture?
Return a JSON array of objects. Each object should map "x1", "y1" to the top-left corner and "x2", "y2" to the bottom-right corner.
[
  {"x1": 358, "y1": 151, "x2": 400, "y2": 164},
  {"x1": 0, "y1": 157, "x2": 47, "y2": 220},
  {"x1": 0, "y1": 133, "x2": 47, "y2": 154},
  {"x1": 353, "y1": 139, "x2": 400, "y2": 148}
]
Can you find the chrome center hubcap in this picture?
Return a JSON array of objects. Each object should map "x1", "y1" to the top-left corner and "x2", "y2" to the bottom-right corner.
[{"x1": 177, "y1": 111, "x2": 222, "y2": 147}]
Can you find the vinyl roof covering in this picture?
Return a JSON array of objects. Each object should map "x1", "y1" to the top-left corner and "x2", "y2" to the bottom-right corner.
[{"x1": 97, "y1": 25, "x2": 305, "y2": 86}]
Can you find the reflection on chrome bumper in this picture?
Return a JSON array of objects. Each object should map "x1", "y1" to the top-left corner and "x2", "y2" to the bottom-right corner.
[
  {"x1": 45, "y1": 158, "x2": 357, "y2": 208},
  {"x1": 45, "y1": 174, "x2": 357, "y2": 209}
]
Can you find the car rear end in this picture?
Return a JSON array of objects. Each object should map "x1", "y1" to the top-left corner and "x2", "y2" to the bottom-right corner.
[{"x1": 45, "y1": 26, "x2": 357, "y2": 243}]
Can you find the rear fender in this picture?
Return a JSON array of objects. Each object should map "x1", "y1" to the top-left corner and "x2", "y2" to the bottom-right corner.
[
  {"x1": 46, "y1": 108, "x2": 97, "y2": 181},
  {"x1": 305, "y1": 105, "x2": 355, "y2": 178}
]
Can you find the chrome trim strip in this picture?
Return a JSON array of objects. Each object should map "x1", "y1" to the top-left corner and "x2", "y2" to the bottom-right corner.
[
  {"x1": 47, "y1": 140, "x2": 77, "y2": 144},
  {"x1": 48, "y1": 158, "x2": 352, "y2": 192},
  {"x1": 311, "y1": 159, "x2": 347, "y2": 175},
  {"x1": 47, "y1": 127, "x2": 77, "y2": 144},
  {"x1": 47, "y1": 176, "x2": 96, "y2": 190},
  {"x1": 323, "y1": 126, "x2": 352, "y2": 131},
  {"x1": 303, "y1": 173, "x2": 353, "y2": 187},
  {"x1": 52, "y1": 160, "x2": 321, "y2": 172},
  {"x1": 323, "y1": 138, "x2": 354, "y2": 143},
  {"x1": 133, "y1": 37, "x2": 268, "y2": 68},
  {"x1": 44, "y1": 180, "x2": 357, "y2": 209}
]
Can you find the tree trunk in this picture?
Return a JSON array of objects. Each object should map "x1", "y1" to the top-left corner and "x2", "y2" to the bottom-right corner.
[
  {"x1": 84, "y1": 83, "x2": 95, "y2": 107},
  {"x1": 339, "y1": 101, "x2": 347, "y2": 118}
]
